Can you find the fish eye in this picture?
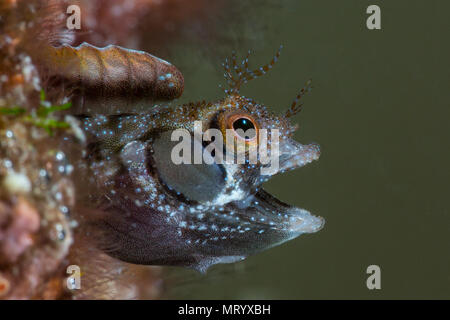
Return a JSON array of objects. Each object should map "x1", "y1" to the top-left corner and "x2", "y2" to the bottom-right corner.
[
  {"x1": 227, "y1": 115, "x2": 258, "y2": 141},
  {"x1": 233, "y1": 117, "x2": 255, "y2": 132}
]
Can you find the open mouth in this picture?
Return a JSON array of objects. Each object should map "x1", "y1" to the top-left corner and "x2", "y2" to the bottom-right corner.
[
  {"x1": 110, "y1": 125, "x2": 323, "y2": 271},
  {"x1": 241, "y1": 139, "x2": 324, "y2": 247},
  {"x1": 199, "y1": 137, "x2": 324, "y2": 245},
  {"x1": 250, "y1": 189, "x2": 324, "y2": 241}
]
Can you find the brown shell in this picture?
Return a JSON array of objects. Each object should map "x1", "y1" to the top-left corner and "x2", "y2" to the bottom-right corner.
[{"x1": 41, "y1": 43, "x2": 184, "y2": 101}]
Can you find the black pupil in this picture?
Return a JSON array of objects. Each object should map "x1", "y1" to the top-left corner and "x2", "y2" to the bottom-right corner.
[{"x1": 233, "y1": 118, "x2": 256, "y2": 139}]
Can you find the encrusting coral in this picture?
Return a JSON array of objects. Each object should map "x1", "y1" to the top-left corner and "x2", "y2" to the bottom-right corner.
[{"x1": 0, "y1": 0, "x2": 184, "y2": 299}]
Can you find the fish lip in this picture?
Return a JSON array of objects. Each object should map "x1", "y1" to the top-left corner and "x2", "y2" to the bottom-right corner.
[
  {"x1": 250, "y1": 189, "x2": 324, "y2": 236},
  {"x1": 284, "y1": 206, "x2": 325, "y2": 234},
  {"x1": 277, "y1": 139, "x2": 321, "y2": 173}
]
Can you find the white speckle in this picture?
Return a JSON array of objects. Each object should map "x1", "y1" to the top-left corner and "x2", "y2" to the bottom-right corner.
[
  {"x1": 60, "y1": 206, "x2": 69, "y2": 214},
  {"x1": 65, "y1": 164, "x2": 74, "y2": 175},
  {"x1": 197, "y1": 213, "x2": 205, "y2": 219},
  {"x1": 3, "y1": 171, "x2": 31, "y2": 194},
  {"x1": 4, "y1": 160, "x2": 12, "y2": 168},
  {"x1": 55, "y1": 151, "x2": 65, "y2": 161},
  {"x1": 69, "y1": 220, "x2": 79, "y2": 228}
]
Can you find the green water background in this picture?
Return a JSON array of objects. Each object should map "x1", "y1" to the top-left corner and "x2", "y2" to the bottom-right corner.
[{"x1": 158, "y1": 0, "x2": 449, "y2": 299}]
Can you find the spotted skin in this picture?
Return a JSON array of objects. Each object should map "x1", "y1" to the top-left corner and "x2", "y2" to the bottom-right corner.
[{"x1": 80, "y1": 49, "x2": 323, "y2": 272}]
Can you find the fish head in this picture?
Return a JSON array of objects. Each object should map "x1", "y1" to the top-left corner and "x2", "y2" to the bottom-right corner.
[{"x1": 83, "y1": 49, "x2": 324, "y2": 272}]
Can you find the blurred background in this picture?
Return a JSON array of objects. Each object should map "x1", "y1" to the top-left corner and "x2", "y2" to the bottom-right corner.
[{"x1": 154, "y1": 0, "x2": 449, "y2": 299}]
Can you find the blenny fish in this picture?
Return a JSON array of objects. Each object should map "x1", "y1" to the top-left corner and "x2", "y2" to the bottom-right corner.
[{"x1": 64, "y1": 45, "x2": 324, "y2": 272}]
